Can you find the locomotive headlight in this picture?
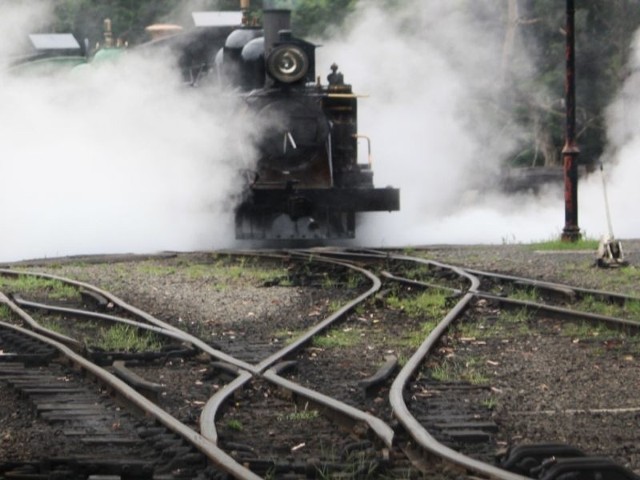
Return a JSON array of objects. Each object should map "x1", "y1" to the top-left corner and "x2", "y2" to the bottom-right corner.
[{"x1": 267, "y1": 45, "x2": 309, "y2": 83}]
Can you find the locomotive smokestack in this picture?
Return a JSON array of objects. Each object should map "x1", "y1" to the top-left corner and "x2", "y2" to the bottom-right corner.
[{"x1": 263, "y1": 8, "x2": 291, "y2": 55}]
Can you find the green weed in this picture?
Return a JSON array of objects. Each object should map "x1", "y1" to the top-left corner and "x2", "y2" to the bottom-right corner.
[
  {"x1": 312, "y1": 328, "x2": 363, "y2": 349},
  {"x1": 509, "y1": 287, "x2": 540, "y2": 302},
  {"x1": 386, "y1": 290, "x2": 449, "y2": 318},
  {"x1": 226, "y1": 419, "x2": 243, "y2": 431},
  {"x1": 395, "y1": 320, "x2": 439, "y2": 348},
  {"x1": 482, "y1": 396, "x2": 498, "y2": 410},
  {"x1": 96, "y1": 324, "x2": 162, "y2": 352},
  {"x1": 431, "y1": 358, "x2": 489, "y2": 385},
  {"x1": 0, "y1": 275, "x2": 78, "y2": 301},
  {"x1": 526, "y1": 237, "x2": 599, "y2": 251},
  {"x1": 561, "y1": 321, "x2": 622, "y2": 339},
  {"x1": 278, "y1": 403, "x2": 319, "y2": 422}
]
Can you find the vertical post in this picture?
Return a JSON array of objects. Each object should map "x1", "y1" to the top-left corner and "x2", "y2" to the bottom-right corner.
[{"x1": 561, "y1": 0, "x2": 581, "y2": 242}]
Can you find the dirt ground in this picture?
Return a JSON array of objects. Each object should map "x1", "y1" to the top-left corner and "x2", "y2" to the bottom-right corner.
[{"x1": 1, "y1": 241, "x2": 640, "y2": 476}]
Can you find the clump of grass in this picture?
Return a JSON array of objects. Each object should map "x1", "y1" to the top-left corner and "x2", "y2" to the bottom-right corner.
[
  {"x1": 38, "y1": 319, "x2": 67, "y2": 334},
  {"x1": 312, "y1": 328, "x2": 363, "y2": 349},
  {"x1": 0, "y1": 304, "x2": 11, "y2": 320},
  {"x1": 96, "y1": 324, "x2": 162, "y2": 352},
  {"x1": 396, "y1": 320, "x2": 439, "y2": 348},
  {"x1": 431, "y1": 358, "x2": 489, "y2": 385},
  {"x1": 0, "y1": 275, "x2": 78, "y2": 301},
  {"x1": 509, "y1": 287, "x2": 540, "y2": 302},
  {"x1": 561, "y1": 321, "x2": 623, "y2": 339},
  {"x1": 138, "y1": 257, "x2": 291, "y2": 287},
  {"x1": 227, "y1": 419, "x2": 243, "y2": 431},
  {"x1": 386, "y1": 290, "x2": 449, "y2": 318},
  {"x1": 502, "y1": 307, "x2": 534, "y2": 324},
  {"x1": 526, "y1": 237, "x2": 599, "y2": 251},
  {"x1": 575, "y1": 295, "x2": 640, "y2": 321},
  {"x1": 278, "y1": 403, "x2": 319, "y2": 422},
  {"x1": 482, "y1": 396, "x2": 498, "y2": 410}
]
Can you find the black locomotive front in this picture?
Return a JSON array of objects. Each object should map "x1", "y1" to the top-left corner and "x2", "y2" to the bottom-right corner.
[{"x1": 219, "y1": 8, "x2": 399, "y2": 240}]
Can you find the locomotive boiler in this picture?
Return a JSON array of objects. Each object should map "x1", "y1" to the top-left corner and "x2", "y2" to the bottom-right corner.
[{"x1": 219, "y1": 5, "x2": 400, "y2": 240}]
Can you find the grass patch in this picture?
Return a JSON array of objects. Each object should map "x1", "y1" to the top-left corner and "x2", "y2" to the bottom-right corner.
[
  {"x1": 226, "y1": 419, "x2": 243, "y2": 431},
  {"x1": 38, "y1": 319, "x2": 67, "y2": 335},
  {"x1": 509, "y1": 287, "x2": 540, "y2": 302},
  {"x1": 482, "y1": 396, "x2": 498, "y2": 410},
  {"x1": 430, "y1": 358, "x2": 489, "y2": 385},
  {"x1": 0, "y1": 275, "x2": 78, "y2": 301},
  {"x1": 395, "y1": 320, "x2": 438, "y2": 349},
  {"x1": 561, "y1": 321, "x2": 624, "y2": 339},
  {"x1": 386, "y1": 290, "x2": 449, "y2": 318},
  {"x1": 312, "y1": 328, "x2": 363, "y2": 349},
  {"x1": 95, "y1": 324, "x2": 163, "y2": 352},
  {"x1": 456, "y1": 309, "x2": 532, "y2": 339},
  {"x1": 574, "y1": 295, "x2": 640, "y2": 321},
  {"x1": 526, "y1": 237, "x2": 599, "y2": 251},
  {"x1": 0, "y1": 305, "x2": 11, "y2": 320},
  {"x1": 278, "y1": 403, "x2": 319, "y2": 422},
  {"x1": 136, "y1": 257, "x2": 292, "y2": 288}
]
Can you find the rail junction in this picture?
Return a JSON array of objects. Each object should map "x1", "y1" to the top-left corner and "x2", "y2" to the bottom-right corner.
[{"x1": 1, "y1": 247, "x2": 639, "y2": 479}]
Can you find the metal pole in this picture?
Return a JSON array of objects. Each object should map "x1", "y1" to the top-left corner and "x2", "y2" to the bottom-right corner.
[{"x1": 561, "y1": 0, "x2": 581, "y2": 242}]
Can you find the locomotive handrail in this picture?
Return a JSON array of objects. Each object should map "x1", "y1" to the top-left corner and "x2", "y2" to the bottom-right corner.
[{"x1": 354, "y1": 134, "x2": 372, "y2": 167}]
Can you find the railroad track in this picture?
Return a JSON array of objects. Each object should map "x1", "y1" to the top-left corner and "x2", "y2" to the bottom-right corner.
[{"x1": 1, "y1": 249, "x2": 639, "y2": 479}]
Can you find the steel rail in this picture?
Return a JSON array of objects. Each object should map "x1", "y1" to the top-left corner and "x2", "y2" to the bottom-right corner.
[
  {"x1": 263, "y1": 365, "x2": 395, "y2": 448},
  {"x1": 387, "y1": 259, "x2": 531, "y2": 480},
  {"x1": 381, "y1": 272, "x2": 640, "y2": 329},
  {"x1": 199, "y1": 253, "x2": 396, "y2": 458},
  {"x1": 200, "y1": 370, "x2": 253, "y2": 444},
  {"x1": 0, "y1": 316, "x2": 261, "y2": 480},
  {"x1": 0, "y1": 268, "x2": 186, "y2": 333},
  {"x1": 476, "y1": 291, "x2": 640, "y2": 329},
  {"x1": 2, "y1": 256, "x2": 394, "y2": 475},
  {"x1": 0, "y1": 291, "x2": 82, "y2": 350},
  {"x1": 255, "y1": 253, "x2": 382, "y2": 372},
  {"x1": 11, "y1": 295, "x2": 257, "y2": 373},
  {"x1": 466, "y1": 268, "x2": 640, "y2": 303}
]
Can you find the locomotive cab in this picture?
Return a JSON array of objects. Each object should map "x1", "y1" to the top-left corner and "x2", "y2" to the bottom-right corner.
[{"x1": 225, "y1": 6, "x2": 399, "y2": 240}]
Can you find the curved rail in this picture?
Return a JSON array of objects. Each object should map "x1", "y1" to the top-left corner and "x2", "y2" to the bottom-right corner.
[
  {"x1": 0, "y1": 314, "x2": 261, "y2": 480},
  {"x1": 387, "y1": 258, "x2": 532, "y2": 480},
  {"x1": 2, "y1": 256, "x2": 393, "y2": 478}
]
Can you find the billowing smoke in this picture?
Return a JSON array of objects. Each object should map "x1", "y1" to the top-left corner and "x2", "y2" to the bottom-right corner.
[
  {"x1": 597, "y1": 29, "x2": 640, "y2": 240},
  {"x1": 0, "y1": 5, "x2": 254, "y2": 262},
  {"x1": 0, "y1": 1, "x2": 54, "y2": 57},
  {"x1": 317, "y1": 1, "x2": 626, "y2": 245}
]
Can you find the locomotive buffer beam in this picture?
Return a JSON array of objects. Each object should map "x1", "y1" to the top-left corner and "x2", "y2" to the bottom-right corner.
[{"x1": 242, "y1": 187, "x2": 400, "y2": 214}]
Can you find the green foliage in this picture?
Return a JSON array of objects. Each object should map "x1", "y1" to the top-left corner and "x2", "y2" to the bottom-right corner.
[
  {"x1": 0, "y1": 305, "x2": 11, "y2": 320},
  {"x1": 291, "y1": 0, "x2": 358, "y2": 37},
  {"x1": 395, "y1": 320, "x2": 438, "y2": 349},
  {"x1": 0, "y1": 275, "x2": 79, "y2": 301},
  {"x1": 97, "y1": 324, "x2": 162, "y2": 352},
  {"x1": 430, "y1": 357, "x2": 489, "y2": 385},
  {"x1": 226, "y1": 419, "x2": 243, "y2": 431},
  {"x1": 574, "y1": 295, "x2": 640, "y2": 322},
  {"x1": 277, "y1": 403, "x2": 319, "y2": 422},
  {"x1": 386, "y1": 290, "x2": 449, "y2": 319},
  {"x1": 312, "y1": 327, "x2": 363, "y2": 348},
  {"x1": 526, "y1": 238, "x2": 600, "y2": 251},
  {"x1": 136, "y1": 258, "x2": 290, "y2": 287}
]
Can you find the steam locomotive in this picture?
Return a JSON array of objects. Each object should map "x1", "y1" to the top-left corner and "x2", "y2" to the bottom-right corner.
[
  {"x1": 216, "y1": 7, "x2": 400, "y2": 240},
  {"x1": 10, "y1": 3, "x2": 400, "y2": 241}
]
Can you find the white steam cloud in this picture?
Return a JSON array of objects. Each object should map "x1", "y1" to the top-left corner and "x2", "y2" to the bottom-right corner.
[
  {"x1": 1, "y1": 6, "x2": 252, "y2": 262},
  {"x1": 318, "y1": 1, "x2": 633, "y2": 246},
  {"x1": 3, "y1": 2, "x2": 639, "y2": 262}
]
